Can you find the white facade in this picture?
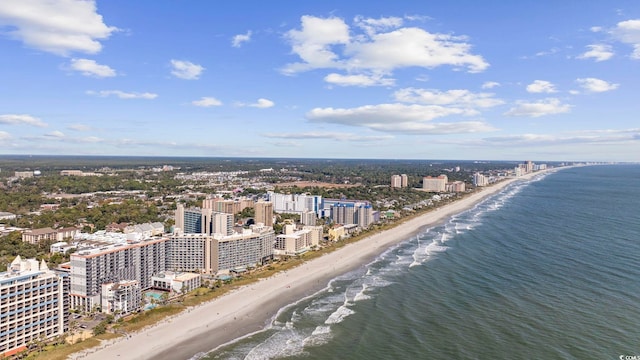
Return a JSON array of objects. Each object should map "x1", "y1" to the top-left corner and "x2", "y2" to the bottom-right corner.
[
  {"x1": 70, "y1": 238, "x2": 167, "y2": 312},
  {"x1": 0, "y1": 256, "x2": 68, "y2": 357},
  {"x1": 101, "y1": 280, "x2": 141, "y2": 315},
  {"x1": 152, "y1": 272, "x2": 201, "y2": 294}
]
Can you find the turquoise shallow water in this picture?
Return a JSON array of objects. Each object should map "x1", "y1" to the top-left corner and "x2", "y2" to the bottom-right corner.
[{"x1": 202, "y1": 165, "x2": 640, "y2": 360}]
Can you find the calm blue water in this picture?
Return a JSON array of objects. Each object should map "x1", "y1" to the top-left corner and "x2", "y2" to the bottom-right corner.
[{"x1": 204, "y1": 165, "x2": 640, "y2": 360}]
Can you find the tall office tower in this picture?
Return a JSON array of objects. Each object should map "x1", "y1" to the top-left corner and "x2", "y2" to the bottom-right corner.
[
  {"x1": 254, "y1": 200, "x2": 274, "y2": 226},
  {"x1": 391, "y1": 175, "x2": 402, "y2": 188},
  {"x1": 401, "y1": 174, "x2": 408, "y2": 187},
  {"x1": 69, "y1": 238, "x2": 168, "y2": 312},
  {"x1": 422, "y1": 175, "x2": 448, "y2": 192},
  {"x1": 1, "y1": 256, "x2": 69, "y2": 358}
]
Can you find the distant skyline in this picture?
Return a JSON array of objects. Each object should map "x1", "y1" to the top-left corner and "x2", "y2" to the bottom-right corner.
[{"x1": 1, "y1": 1, "x2": 639, "y2": 162}]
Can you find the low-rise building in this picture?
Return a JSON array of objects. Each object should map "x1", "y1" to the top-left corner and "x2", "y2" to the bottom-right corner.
[{"x1": 151, "y1": 272, "x2": 201, "y2": 294}]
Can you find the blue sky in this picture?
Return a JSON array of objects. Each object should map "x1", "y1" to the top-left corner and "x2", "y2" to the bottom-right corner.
[{"x1": 1, "y1": 1, "x2": 639, "y2": 162}]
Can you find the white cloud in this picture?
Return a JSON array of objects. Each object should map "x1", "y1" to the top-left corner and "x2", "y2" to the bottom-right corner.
[
  {"x1": 67, "y1": 123, "x2": 91, "y2": 131},
  {"x1": 577, "y1": 44, "x2": 614, "y2": 62},
  {"x1": 263, "y1": 131, "x2": 393, "y2": 142},
  {"x1": 282, "y1": 15, "x2": 488, "y2": 76},
  {"x1": 70, "y1": 58, "x2": 116, "y2": 77},
  {"x1": 478, "y1": 128, "x2": 640, "y2": 146},
  {"x1": 481, "y1": 81, "x2": 500, "y2": 89},
  {"x1": 504, "y1": 98, "x2": 571, "y2": 117},
  {"x1": 576, "y1": 77, "x2": 619, "y2": 93},
  {"x1": 0, "y1": 0, "x2": 118, "y2": 56},
  {"x1": 86, "y1": 90, "x2": 158, "y2": 99},
  {"x1": 324, "y1": 73, "x2": 394, "y2": 87},
  {"x1": 353, "y1": 15, "x2": 403, "y2": 36},
  {"x1": 306, "y1": 103, "x2": 495, "y2": 134},
  {"x1": 231, "y1": 31, "x2": 252, "y2": 48},
  {"x1": 393, "y1": 88, "x2": 504, "y2": 108},
  {"x1": 611, "y1": 19, "x2": 640, "y2": 59},
  {"x1": 45, "y1": 130, "x2": 65, "y2": 138},
  {"x1": 0, "y1": 114, "x2": 47, "y2": 127},
  {"x1": 282, "y1": 16, "x2": 350, "y2": 73},
  {"x1": 0, "y1": 131, "x2": 11, "y2": 140},
  {"x1": 526, "y1": 80, "x2": 557, "y2": 93},
  {"x1": 192, "y1": 97, "x2": 223, "y2": 107},
  {"x1": 170, "y1": 59, "x2": 204, "y2": 80},
  {"x1": 79, "y1": 136, "x2": 102, "y2": 143},
  {"x1": 251, "y1": 98, "x2": 274, "y2": 108}
]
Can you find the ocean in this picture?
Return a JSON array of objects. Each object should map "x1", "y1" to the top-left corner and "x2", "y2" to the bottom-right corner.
[{"x1": 203, "y1": 165, "x2": 640, "y2": 360}]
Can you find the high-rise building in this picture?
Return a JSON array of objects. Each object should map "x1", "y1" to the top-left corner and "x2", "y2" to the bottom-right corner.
[
  {"x1": 525, "y1": 160, "x2": 534, "y2": 173},
  {"x1": 266, "y1": 192, "x2": 323, "y2": 215},
  {"x1": 174, "y1": 204, "x2": 233, "y2": 235},
  {"x1": 422, "y1": 175, "x2": 448, "y2": 192},
  {"x1": 100, "y1": 280, "x2": 141, "y2": 315},
  {"x1": 473, "y1": 173, "x2": 489, "y2": 186},
  {"x1": 275, "y1": 228, "x2": 313, "y2": 256},
  {"x1": 331, "y1": 203, "x2": 356, "y2": 225},
  {"x1": 1, "y1": 256, "x2": 69, "y2": 358},
  {"x1": 391, "y1": 175, "x2": 402, "y2": 188},
  {"x1": 300, "y1": 210, "x2": 317, "y2": 226},
  {"x1": 446, "y1": 181, "x2": 466, "y2": 192},
  {"x1": 212, "y1": 212, "x2": 233, "y2": 236},
  {"x1": 69, "y1": 238, "x2": 167, "y2": 312},
  {"x1": 356, "y1": 204, "x2": 374, "y2": 228},
  {"x1": 401, "y1": 174, "x2": 408, "y2": 188},
  {"x1": 166, "y1": 234, "x2": 208, "y2": 272},
  {"x1": 254, "y1": 200, "x2": 274, "y2": 226},
  {"x1": 167, "y1": 225, "x2": 275, "y2": 274},
  {"x1": 212, "y1": 225, "x2": 275, "y2": 274}
]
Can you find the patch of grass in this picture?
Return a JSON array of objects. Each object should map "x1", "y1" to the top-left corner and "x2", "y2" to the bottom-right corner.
[
  {"x1": 25, "y1": 333, "x2": 120, "y2": 360},
  {"x1": 116, "y1": 305, "x2": 184, "y2": 333}
]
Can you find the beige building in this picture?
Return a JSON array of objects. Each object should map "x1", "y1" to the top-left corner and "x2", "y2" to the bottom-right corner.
[
  {"x1": 422, "y1": 175, "x2": 448, "y2": 192},
  {"x1": 22, "y1": 227, "x2": 79, "y2": 244},
  {"x1": 328, "y1": 224, "x2": 346, "y2": 241},
  {"x1": 391, "y1": 174, "x2": 409, "y2": 188},
  {"x1": 274, "y1": 224, "x2": 319, "y2": 256},
  {"x1": 14, "y1": 171, "x2": 34, "y2": 179},
  {"x1": 254, "y1": 200, "x2": 274, "y2": 226},
  {"x1": 167, "y1": 225, "x2": 275, "y2": 275},
  {"x1": 473, "y1": 173, "x2": 489, "y2": 187},
  {"x1": 446, "y1": 181, "x2": 466, "y2": 193},
  {"x1": 1, "y1": 256, "x2": 68, "y2": 358},
  {"x1": 151, "y1": 272, "x2": 201, "y2": 294}
]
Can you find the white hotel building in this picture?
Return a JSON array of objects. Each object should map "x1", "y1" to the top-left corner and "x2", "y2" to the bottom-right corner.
[
  {"x1": 70, "y1": 237, "x2": 167, "y2": 312},
  {"x1": 0, "y1": 256, "x2": 69, "y2": 357}
]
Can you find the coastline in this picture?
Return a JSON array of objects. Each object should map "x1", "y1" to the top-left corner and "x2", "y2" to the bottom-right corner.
[{"x1": 78, "y1": 170, "x2": 549, "y2": 360}]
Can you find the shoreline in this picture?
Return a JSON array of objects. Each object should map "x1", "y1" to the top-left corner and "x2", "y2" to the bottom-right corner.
[{"x1": 78, "y1": 170, "x2": 551, "y2": 360}]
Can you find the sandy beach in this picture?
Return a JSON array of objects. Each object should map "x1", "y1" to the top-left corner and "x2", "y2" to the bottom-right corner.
[{"x1": 77, "y1": 171, "x2": 545, "y2": 360}]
